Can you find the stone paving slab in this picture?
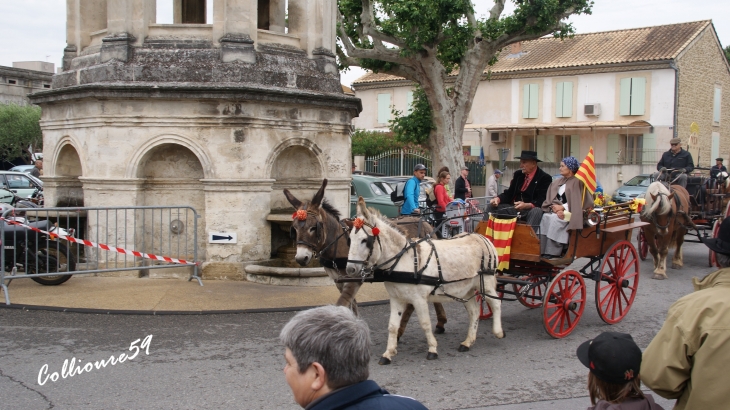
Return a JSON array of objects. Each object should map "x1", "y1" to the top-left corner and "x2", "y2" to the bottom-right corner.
[{"x1": 0, "y1": 276, "x2": 390, "y2": 312}]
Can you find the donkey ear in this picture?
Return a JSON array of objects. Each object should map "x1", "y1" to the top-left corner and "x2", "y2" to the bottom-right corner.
[
  {"x1": 650, "y1": 193, "x2": 658, "y2": 201},
  {"x1": 357, "y1": 196, "x2": 372, "y2": 219},
  {"x1": 283, "y1": 189, "x2": 302, "y2": 209},
  {"x1": 311, "y1": 179, "x2": 328, "y2": 207}
]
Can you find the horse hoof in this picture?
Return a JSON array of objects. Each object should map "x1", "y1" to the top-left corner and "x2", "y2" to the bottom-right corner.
[
  {"x1": 378, "y1": 357, "x2": 392, "y2": 365},
  {"x1": 426, "y1": 352, "x2": 439, "y2": 360},
  {"x1": 435, "y1": 326, "x2": 445, "y2": 334},
  {"x1": 457, "y1": 345, "x2": 469, "y2": 352},
  {"x1": 652, "y1": 274, "x2": 667, "y2": 280},
  {"x1": 496, "y1": 330, "x2": 506, "y2": 339},
  {"x1": 671, "y1": 263, "x2": 682, "y2": 269}
]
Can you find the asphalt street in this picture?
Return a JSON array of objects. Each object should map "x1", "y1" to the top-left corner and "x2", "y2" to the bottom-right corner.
[{"x1": 0, "y1": 233, "x2": 714, "y2": 410}]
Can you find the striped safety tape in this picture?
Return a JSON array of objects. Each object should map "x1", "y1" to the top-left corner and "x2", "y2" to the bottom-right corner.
[{"x1": 1, "y1": 217, "x2": 196, "y2": 265}]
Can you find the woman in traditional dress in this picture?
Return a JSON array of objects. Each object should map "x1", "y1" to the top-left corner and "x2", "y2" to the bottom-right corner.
[{"x1": 539, "y1": 157, "x2": 593, "y2": 259}]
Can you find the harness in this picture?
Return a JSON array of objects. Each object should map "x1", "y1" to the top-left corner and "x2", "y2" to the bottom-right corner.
[{"x1": 291, "y1": 207, "x2": 351, "y2": 269}]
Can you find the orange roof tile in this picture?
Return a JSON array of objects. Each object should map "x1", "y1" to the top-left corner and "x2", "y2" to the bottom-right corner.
[{"x1": 352, "y1": 20, "x2": 711, "y2": 84}]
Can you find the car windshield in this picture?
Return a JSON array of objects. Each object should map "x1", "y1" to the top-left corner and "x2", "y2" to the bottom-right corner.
[
  {"x1": 624, "y1": 176, "x2": 651, "y2": 187},
  {"x1": 370, "y1": 182, "x2": 393, "y2": 196}
]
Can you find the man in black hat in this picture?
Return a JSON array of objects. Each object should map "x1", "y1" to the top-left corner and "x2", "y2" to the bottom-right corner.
[
  {"x1": 488, "y1": 150, "x2": 551, "y2": 226},
  {"x1": 709, "y1": 157, "x2": 727, "y2": 188},
  {"x1": 655, "y1": 138, "x2": 694, "y2": 188},
  {"x1": 641, "y1": 217, "x2": 730, "y2": 410}
]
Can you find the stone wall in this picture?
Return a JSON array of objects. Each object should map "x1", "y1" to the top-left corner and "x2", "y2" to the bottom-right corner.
[{"x1": 676, "y1": 26, "x2": 730, "y2": 167}]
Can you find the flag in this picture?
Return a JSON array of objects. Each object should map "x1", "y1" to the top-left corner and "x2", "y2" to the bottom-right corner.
[
  {"x1": 575, "y1": 146, "x2": 597, "y2": 195},
  {"x1": 483, "y1": 215, "x2": 517, "y2": 271},
  {"x1": 478, "y1": 146, "x2": 485, "y2": 166}
]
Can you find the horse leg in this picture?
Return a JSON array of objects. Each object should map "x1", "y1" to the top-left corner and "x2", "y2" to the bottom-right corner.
[
  {"x1": 671, "y1": 229, "x2": 687, "y2": 270},
  {"x1": 433, "y1": 303, "x2": 447, "y2": 334},
  {"x1": 653, "y1": 234, "x2": 670, "y2": 279},
  {"x1": 335, "y1": 281, "x2": 362, "y2": 315},
  {"x1": 380, "y1": 298, "x2": 408, "y2": 365},
  {"x1": 458, "y1": 297, "x2": 480, "y2": 352},
  {"x1": 410, "y1": 298, "x2": 439, "y2": 360},
  {"x1": 482, "y1": 276, "x2": 504, "y2": 339},
  {"x1": 397, "y1": 304, "x2": 415, "y2": 341}
]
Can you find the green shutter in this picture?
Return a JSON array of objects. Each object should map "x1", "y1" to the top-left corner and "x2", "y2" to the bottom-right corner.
[
  {"x1": 712, "y1": 133, "x2": 720, "y2": 160},
  {"x1": 377, "y1": 94, "x2": 391, "y2": 124},
  {"x1": 545, "y1": 135, "x2": 555, "y2": 162},
  {"x1": 536, "y1": 135, "x2": 545, "y2": 160},
  {"x1": 642, "y1": 133, "x2": 656, "y2": 164},
  {"x1": 407, "y1": 91, "x2": 414, "y2": 114},
  {"x1": 562, "y1": 82, "x2": 573, "y2": 118},
  {"x1": 570, "y1": 135, "x2": 580, "y2": 157},
  {"x1": 529, "y1": 84, "x2": 539, "y2": 119},
  {"x1": 714, "y1": 88, "x2": 722, "y2": 123},
  {"x1": 630, "y1": 77, "x2": 646, "y2": 115},
  {"x1": 555, "y1": 82, "x2": 564, "y2": 118},
  {"x1": 522, "y1": 85, "x2": 531, "y2": 118},
  {"x1": 513, "y1": 135, "x2": 523, "y2": 158},
  {"x1": 607, "y1": 134, "x2": 620, "y2": 164},
  {"x1": 619, "y1": 78, "x2": 632, "y2": 116}
]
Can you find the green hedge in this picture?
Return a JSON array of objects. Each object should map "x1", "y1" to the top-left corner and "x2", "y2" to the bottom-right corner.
[{"x1": 351, "y1": 129, "x2": 429, "y2": 157}]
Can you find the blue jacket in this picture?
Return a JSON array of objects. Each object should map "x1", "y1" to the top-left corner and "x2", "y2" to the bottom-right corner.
[
  {"x1": 400, "y1": 176, "x2": 421, "y2": 215},
  {"x1": 307, "y1": 380, "x2": 428, "y2": 410}
]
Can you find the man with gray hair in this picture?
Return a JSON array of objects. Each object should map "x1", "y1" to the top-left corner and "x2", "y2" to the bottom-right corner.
[
  {"x1": 280, "y1": 305, "x2": 428, "y2": 409},
  {"x1": 641, "y1": 217, "x2": 730, "y2": 409}
]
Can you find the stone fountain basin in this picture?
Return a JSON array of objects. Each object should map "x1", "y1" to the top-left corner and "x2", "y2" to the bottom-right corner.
[{"x1": 244, "y1": 259, "x2": 332, "y2": 287}]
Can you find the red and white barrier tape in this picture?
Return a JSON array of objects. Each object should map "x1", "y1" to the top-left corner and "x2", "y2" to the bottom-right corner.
[{"x1": 1, "y1": 217, "x2": 196, "y2": 265}]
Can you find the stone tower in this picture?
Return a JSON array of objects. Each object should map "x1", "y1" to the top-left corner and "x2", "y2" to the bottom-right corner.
[{"x1": 30, "y1": 0, "x2": 361, "y2": 278}]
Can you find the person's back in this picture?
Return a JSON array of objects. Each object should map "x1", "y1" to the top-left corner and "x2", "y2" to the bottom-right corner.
[
  {"x1": 641, "y1": 268, "x2": 730, "y2": 410},
  {"x1": 308, "y1": 379, "x2": 428, "y2": 410}
]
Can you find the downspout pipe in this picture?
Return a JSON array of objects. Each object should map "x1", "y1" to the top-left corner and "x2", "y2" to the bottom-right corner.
[{"x1": 670, "y1": 61, "x2": 680, "y2": 139}]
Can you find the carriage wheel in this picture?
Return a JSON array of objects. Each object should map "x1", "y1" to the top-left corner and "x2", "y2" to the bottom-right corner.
[
  {"x1": 476, "y1": 287, "x2": 504, "y2": 320},
  {"x1": 542, "y1": 270, "x2": 586, "y2": 339},
  {"x1": 513, "y1": 275, "x2": 548, "y2": 309},
  {"x1": 710, "y1": 219, "x2": 721, "y2": 267},
  {"x1": 637, "y1": 229, "x2": 648, "y2": 261},
  {"x1": 595, "y1": 240, "x2": 640, "y2": 325}
]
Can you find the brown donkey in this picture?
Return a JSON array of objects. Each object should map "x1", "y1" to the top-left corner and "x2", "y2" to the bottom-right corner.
[{"x1": 284, "y1": 179, "x2": 448, "y2": 336}]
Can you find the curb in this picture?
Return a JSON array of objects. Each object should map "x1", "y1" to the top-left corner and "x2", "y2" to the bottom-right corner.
[{"x1": 0, "y1": 299, "x2": 390, "y2": 315}]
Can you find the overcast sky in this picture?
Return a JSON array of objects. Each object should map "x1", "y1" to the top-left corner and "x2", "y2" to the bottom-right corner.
[{"x1": 2, "y1": 0, "x2": 728, "y2": 86}]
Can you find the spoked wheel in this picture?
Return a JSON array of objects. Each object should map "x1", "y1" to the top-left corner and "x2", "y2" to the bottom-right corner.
[
  {"x1": 542, "y1": 270, "x2": 586, "y2": 339},
  {"x1": 637, "y1": 229, "x2": 648, "y2": 261},
  {"x1": 710, "y1": 219, "x2": 721, "y2": 267},
  {"x1": 476, "y1": 286, "x2": 504, "y2": 320},
  {"x1": 513, "y1": 275, "x2": 549, "y2": 309},
  {"x1": 28, "y1": 242, "x2": 75, "y2": 286},
  {"x1": 595, "y1": 240, "x2": 639, "y2": 324}
]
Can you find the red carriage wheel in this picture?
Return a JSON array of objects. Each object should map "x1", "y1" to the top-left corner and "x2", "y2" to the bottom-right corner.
[
  {"x1": 542, "y1": 270, "x2": 586, "y2": 338},
  {"x1": 637, "y1": 229, "x2": 648, "y2": 261},
  {"x1": 513, "y1": 275, "x2": 548, "y2": 309},
  {"x1": 710, "y1": 219, "x2": 721, "y2": 268},
  {"x1": 595, "y1": 240, "x2": 640, "y2": 324}
]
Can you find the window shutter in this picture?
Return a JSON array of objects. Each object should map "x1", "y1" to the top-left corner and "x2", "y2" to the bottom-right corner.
[
  {"x1": 555, "y1": 82, "x2": 564, "y2": 118},
  {"x1": 714, "y1": 88, "x2": 722, "y2": 123},
  {"x1": 619, "y1": 78, "x2": 632, "y2": 116},
  {"x1": 712, "y1": 133, "x2": 720, "y2": 160},
  {"x1": 529, "y1": 84, "x2": 539, "y2": 119},
  {"x1": 536, "y1": 135, "x2": 546, "y2": 160},
  {"x1": 513, "y1": 135, "x2": 523, "y2": 158},
  {"x1": 607, "y1": 134, "x2": 620, "y2": 164},
  {"x1": 642, "y1": 133, "x2": 656, "y2": 164},
  {"x1": 562, "y1": 82, "x2": 573, "y2": 117},
  {"x1": 630, "y1": 77, "x2": 646, "y2": 115},
  {"x1": 377, "y1": 94, "x2": 391, "y2": 124},
  {"x1": 545, "y1": 135, "x2": 555, "y2": 162},
  {"x1": 522, "y1": 85, "x2": 531, "y2": 118},
  {"x1": 570, "y1": 135, "x2": 580, "y2": 157},
  {"x1": 407, "y1": 91, "x2": 414, "y2": 114}
]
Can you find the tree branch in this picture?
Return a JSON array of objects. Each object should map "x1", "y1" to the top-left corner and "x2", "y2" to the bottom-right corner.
[{"x1": 489, "y1": 0, "x2": 506, "y2": 20}]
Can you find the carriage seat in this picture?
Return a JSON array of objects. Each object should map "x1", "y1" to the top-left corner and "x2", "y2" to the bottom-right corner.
[{"x1": 685, "y1": 177, "x2": 706, "y2": 207}]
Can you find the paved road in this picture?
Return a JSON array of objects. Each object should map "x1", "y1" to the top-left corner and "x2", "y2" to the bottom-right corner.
[{"x1": 0, "y1": 236, "x2": 713, "y2": 409}]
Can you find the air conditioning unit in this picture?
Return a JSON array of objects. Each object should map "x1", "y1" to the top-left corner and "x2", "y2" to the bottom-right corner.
[
  {"x1": 584, "y1": 103, "x2": 602, "y2": 116},
  {"x1": 490, "y1": 131, "x2": 506, "y2": 143}
]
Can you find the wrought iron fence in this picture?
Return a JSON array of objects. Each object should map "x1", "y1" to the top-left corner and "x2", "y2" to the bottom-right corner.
[{"x1": 365, "y1": 149, "x2": 432, "y2": 176}]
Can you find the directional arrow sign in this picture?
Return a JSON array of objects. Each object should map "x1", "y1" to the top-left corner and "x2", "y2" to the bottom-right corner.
[{"x1": 208, "y1": 232, "x2": 237, "y2": 244}]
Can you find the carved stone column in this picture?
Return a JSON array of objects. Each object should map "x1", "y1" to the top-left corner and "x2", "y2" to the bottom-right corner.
[{"x1": 213, "y1": 0, "x2": 257, "y2": 63}]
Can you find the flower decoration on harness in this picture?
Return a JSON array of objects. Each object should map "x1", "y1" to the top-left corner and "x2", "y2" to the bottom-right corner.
[
  {"x1": 293, "y1": 210, "x2": 308, "y2": 221},
  {"x1": 353, "y1": 217, "x2": 379, "y2": 236}
]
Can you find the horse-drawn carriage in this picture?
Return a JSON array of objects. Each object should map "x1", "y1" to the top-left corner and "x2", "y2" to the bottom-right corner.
[
  {"x1": 474, "y1": 201, "x2": 646, "y2": 338},
  {"x1": 637, "y1": 168, "x2": 730, "y2": 268}
]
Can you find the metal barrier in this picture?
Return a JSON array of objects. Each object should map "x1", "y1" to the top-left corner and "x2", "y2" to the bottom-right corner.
[{"x1": 1, "y1": 206, "x2": 201, "y2": 305}]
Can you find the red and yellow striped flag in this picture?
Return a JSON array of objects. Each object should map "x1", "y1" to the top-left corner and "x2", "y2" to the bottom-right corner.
[
  {"x1": 484, "y1": 215, "x2": 517, "y2": 271},
  {"x1": 575, "y1": 147, "x2": 597, "y2": 195}
]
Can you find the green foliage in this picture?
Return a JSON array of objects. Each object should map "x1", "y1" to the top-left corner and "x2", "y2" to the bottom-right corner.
[
  {"x1": 0, "y1": 104, "x2": 42, "y2": 162},
  {"x1": 351, "y1": 129, "x2": 429, "y2": 157},
  {"x1": 389, "y1": 87, "x2": 434, "y2": 145},
  {"x1": 725, "y1": 45, "x2": 730, "y2": 64}
]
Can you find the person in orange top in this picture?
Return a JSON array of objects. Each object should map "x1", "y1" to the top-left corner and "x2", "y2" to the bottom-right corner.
[{"x1": 433, "y1": 171, "x2": 453, "y2": 235}]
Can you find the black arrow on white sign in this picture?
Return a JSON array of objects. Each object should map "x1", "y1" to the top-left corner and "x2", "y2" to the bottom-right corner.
[{"x1": 212, "y1": 235, "x2": 233, "y2": 241}]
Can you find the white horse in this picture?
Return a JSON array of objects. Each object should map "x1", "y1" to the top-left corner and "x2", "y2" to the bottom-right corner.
[{"x1": 345, "y1": 197, "x2": 504, "y2": 364}]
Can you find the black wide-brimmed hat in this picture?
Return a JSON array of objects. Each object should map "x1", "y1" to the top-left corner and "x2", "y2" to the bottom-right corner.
[
  {"x1": 577, "y1": 332, "x2": 642, "y2": 385},
  {"x1": 702, "y1": 217, "x2": 730, "y2": 256},
  {"x1": 515, "y1": 150, "x2": 542, "y2": 162}
]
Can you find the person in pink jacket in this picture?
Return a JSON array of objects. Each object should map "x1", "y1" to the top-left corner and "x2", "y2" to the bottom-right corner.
[{"x1": 433, "y1": 171, "x2": 453, "y2": 236}]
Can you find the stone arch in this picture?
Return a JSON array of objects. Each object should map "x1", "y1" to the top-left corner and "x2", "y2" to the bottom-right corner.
[
  {"x1": 267, "y1": 138, "x2": 326, "y2": 213},
  {"x1": 51, "y1": 137, "x2": 85, "y2": 207},
  {"x1": 126, "y1": 134, "x2": 213, "y2": 179}
]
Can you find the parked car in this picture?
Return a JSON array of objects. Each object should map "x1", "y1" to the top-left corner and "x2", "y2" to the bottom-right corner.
[
  {"x1": 9, "y1": 165, "x2": 36, "y2": 174},
  {"x1": 0, "y1": 171, "x2": 43, "y2": 204},
  {"x1": 612, "y1": 174, "x2": 654, "y2": 203},
  {"x1": 350, "y1": 175, "x2": 400, "y2": 218}
]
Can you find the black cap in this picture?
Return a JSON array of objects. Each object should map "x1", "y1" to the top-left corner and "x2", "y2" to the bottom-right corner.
[
  {"x1": 702, "y1": 217, "x2": 730, "y2": 256},
  {"x1": 576, "y1": 332, "x2": 642, "y2": 385},
  {"x1": 414, "y1": 164, "x2": 427, "y2": 171},
  {"x1": 717, "y1": 158, "x2": 724, "y2": 162}
]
